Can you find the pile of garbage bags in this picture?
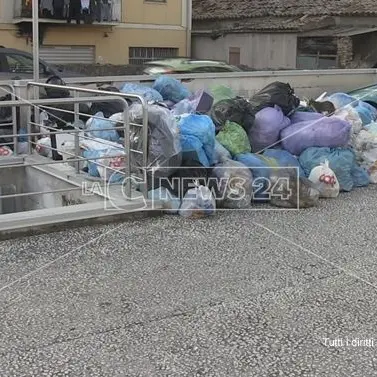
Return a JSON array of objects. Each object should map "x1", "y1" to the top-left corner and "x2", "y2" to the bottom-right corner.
[{"x1": 17, "y1": 74, "x2": 377, "y2": 218}]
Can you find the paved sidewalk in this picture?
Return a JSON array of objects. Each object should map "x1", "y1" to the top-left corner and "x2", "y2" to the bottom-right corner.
[{"x1": 0, "y1": 186, "x2": 377, "y2": 376}]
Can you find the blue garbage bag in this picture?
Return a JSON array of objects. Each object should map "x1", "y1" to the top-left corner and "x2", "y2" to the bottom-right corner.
[
  {"x1": 354, "y1": 101, "x2": 377, "y2": 126},
  {"x1": 328, "y1": 93, "x2": 356, "y2": 108},
  {"x1": 153, "y1": 75, "x2": 190, "y2": 103},
  {"x1": 82, "y1": 149, "x2": 101, "y2": 178},
  {"x1": 299, "y1": 147, "x2": 356, "y2": 192},
  {"x1": 351, "y1": 165, "x2": 370, "y2": 187},
  {"x1": 234, "y1": 153, "x2": 278, "y2": 200},
  {"x1": 178, "y1": 114, "x2": 216, "y2": 167},
  {"x1": 328, "y1": 93, "x2": 377, "y2": 126},
  {"x1": 82, "y1": 149, "x2": 125, "y2": 183},
  {"x1": 87, "y1": 112, "x2": 120, "y2": 142},
  {"x1": 120, "y1": 83, "x2": 163, "y2": 102},
  {"x1": 263, "y1": 149, "x2": 305, "y2": 177}
]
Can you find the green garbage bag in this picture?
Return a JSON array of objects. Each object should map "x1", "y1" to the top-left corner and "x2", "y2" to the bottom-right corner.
[
  {"x1": 216, "y1": 121, "x2": 251, "y2": 156},
  {"x1": 210, "y1": 85, "x2": 235, "y2": 105}
]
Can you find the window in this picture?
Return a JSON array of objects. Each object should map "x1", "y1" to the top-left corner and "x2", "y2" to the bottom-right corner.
[
  {"x1": 297, "y1": 37, "x2": 338, "y2": 69},
  {"x1": 5, "y1": 54, "x2": 46, "y2": 74},
  {"x1": 229, "y1": 47, "x2": 240, "y2": 66},
  {"x1": 129, "y1": 47, "x2": 179, "y2": 65}
]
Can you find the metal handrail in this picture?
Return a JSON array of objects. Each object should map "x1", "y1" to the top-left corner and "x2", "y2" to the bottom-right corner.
[
  {"x1": 26, "y1": 82, "x2": 149, "y2": 189},
  {"x1": 0, "y1": 95, "x2": 137, "y2": 199}
]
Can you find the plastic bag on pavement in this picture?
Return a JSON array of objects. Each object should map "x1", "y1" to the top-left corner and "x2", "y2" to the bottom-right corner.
[
  {"x1": 148, "y1": 187, "x2": 181, "y2": 214},
  {"x1": 120, "y1": 83, "x2": 163, "y2": 102},
  {"x1": 179, "y1": 185, "x2": 216, "y2": 218},
  {"x1": 178, "y1": 114, "x2": 216, "y2": 167},
  {"x1": 87, "y1": 112, "x2": 120, "y2": 142},
  {"x1": 281, "y1": 117, "x2": 351, "y2": 156},
  {"x1": 299, "y1": 147, "x2": 357, "y2": 192},
  {"x1": 270, "y1": 171, "x2": 320, "y2": 208},
  {"x1": 153, "y1": 75, "x2": 190, "y2": 103},
  {"x1": 130, "y1": 103, "x2": 182, "y2": 176},
  {"x1": 351, "y1": 165, "x2": 370, "y2": 187},
  {"x1": 210, "y1": 160, "x2": 253, "y2": 209},
  {"x1": 152, "y1": 151, "x2": 209, "y2": 199},
  {"x1": 213, "y1": 139, "x2": 232, "y2": 164},
  {"x1": 249, "y1": 105, "x2": 291, "y2": 152},
  {"x1": 210, "y1": 85, "x2": 235, "y2": 104},
  {"x1": 210, "y1": 97, "x2": 256, "y2": 132},
  {"x1": 216, "y1": 121, "x2": 251, "y2": 156},
  {"x1": 250, "y1": 81, "x2": 300, "y2": 116},
  {"x1": 308, "y1": 160, "x2": 340, "y2": 198},
  {"x1": 234, "y1": 153, "x2": 277, "y2": 201}
]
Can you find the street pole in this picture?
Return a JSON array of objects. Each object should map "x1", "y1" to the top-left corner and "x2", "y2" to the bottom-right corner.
[{"x1": 32, "y1": 0, "x2": 39, "y2": 91}]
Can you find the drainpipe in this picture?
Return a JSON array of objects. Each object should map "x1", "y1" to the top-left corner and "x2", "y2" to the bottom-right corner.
[{"x1": 186, "y1": 0, "x2": 192, "y2": 58}]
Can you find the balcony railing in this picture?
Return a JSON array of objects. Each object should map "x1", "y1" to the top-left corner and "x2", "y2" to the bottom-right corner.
[{"x1": 14, "y1": 0, "x2": 122, "y2": 23}]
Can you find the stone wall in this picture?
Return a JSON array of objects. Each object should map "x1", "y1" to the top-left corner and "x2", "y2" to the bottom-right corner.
[{"x1": 337, "y1": 37, "x2": 353, "y2": 68}]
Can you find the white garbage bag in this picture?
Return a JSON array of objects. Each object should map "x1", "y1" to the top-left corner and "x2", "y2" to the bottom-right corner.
[
  {"x1": 308, "y1": 160, "x2": 340, "y2": 198},
  {"x1": 36, "y1": 137, "x2": 52, "y2": 158}
]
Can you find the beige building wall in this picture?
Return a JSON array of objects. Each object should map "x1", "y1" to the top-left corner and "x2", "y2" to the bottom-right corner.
[{"x1": 0, "y1": 0, "x2": 189, "y2": 64}]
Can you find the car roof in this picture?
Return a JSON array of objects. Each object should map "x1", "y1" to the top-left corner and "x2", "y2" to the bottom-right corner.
[
  {"x1": 0, "y1": 47, "x2": 33, "y2": 55},
  {"x1": 145, "y1": 58, "x2": 239, "y2": 69}
]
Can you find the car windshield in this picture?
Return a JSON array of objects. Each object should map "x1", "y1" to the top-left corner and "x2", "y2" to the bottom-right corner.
[{"x1": 6, "y1": 53, "x2": 45, "y2": 74}]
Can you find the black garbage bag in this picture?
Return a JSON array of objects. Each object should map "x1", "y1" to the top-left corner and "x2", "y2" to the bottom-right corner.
[
  {"x1": 250, "y1": 81, "x2": 300, "y2": 116},
  {"x1": 149, "y1": 151, "x2": 209, "y2": 199},
  {"x1": 45, "y1": 75, "x2": 70, "y2": 98},
  {"x1": 210, "y1": 97, "x2": 256, "y2": 133},
  {"x1": 0, "y1": 94, "x2": 12, "y2": 121},
  {"x1": 90, "y1": 86, "x2": 132, "y2": 118},
  {"x1": 36, "y1": 75, "x2": 91, "y2": 129}
]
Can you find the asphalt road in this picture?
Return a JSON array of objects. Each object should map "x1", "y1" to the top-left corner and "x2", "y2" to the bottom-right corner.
[{"x1": 1, "y1": 185, "x2": 377, "y2": 376}]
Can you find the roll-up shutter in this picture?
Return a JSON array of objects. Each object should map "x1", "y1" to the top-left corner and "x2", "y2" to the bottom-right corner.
[{"x1": 39, "y1": 46, "x2": 95, "y2": 64}]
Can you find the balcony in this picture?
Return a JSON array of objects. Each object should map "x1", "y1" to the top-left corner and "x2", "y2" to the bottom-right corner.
[{"x1": 14, "y1": 0, "x2": 122, "y2": 25}]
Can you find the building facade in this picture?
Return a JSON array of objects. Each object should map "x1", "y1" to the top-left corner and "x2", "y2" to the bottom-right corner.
[
  {"x1": 192, "y1": 0, "x2": 377, "y2": 70},
  {"x1": 0, "y1": 0, "x2": 191, "y2": 65}
]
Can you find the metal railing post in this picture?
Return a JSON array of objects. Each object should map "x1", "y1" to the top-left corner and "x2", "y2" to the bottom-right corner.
[{"x1": 73, "y1": 89, "x2": 80, "y2": 174}]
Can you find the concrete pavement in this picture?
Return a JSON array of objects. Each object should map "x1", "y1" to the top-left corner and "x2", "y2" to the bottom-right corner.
[{"x1": 1, "y1": 186, "x2": 377, "y2": 376}]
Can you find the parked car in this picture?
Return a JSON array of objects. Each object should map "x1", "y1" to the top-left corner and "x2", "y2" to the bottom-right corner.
[
  {"x1": 348, "y1": 84, "x2": 377, "y2": 109},
  {"x1": 0, "y1": 47, "x2": 83, "y2": 81},
  {"x1": 143, "y1": 58, "x2": 243, "y2": 75}
]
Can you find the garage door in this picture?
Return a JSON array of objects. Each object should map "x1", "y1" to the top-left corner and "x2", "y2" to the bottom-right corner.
[{"x1": 39, "y1": 46, "x2": 95, "y2": 64}]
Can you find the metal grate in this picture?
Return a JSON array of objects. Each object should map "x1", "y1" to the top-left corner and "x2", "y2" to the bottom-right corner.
[{"x1": 129, "y1": 47, "x2": 179, "y2": 65}]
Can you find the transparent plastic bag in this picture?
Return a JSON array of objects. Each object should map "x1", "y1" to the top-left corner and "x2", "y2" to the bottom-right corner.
[
  {"x1": 130, "y1": 103, "x2": 182, "y2": 176},
  {"x1": 210, "y1": 160, "x2": 252, "y2": 209},
  {"x1": 308, "y1": 160, "x2": 340, "y2": 198},
  {"x1": 270, "y1": 169, "x2": 320, "y2": 208},
  {"x1": 179, "y1": 185, "x2": 216, "y2": 218},
  {"x1": 148, "y1": 187, "x2": 181, "y2": 214}
]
